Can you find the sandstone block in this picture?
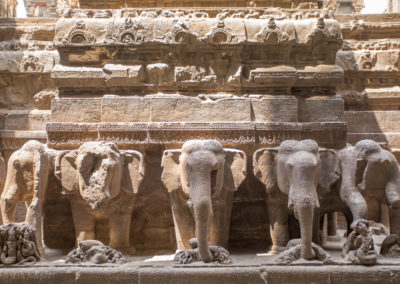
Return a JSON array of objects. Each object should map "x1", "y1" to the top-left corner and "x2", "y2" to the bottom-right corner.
[
  {"x1": 150, "y1": 97, "x2": 251, "y2": 122},
  {"x1": 299, "y1": 96, "x2": 344, "y2": 122},
  {"x1": 52, "y1": 99, "x2": 101, "y2": 123},
  {"x1": 102, "y1": 97, "x2": 151, "y2": 122},
  {"x1": 251, "y1": 97, "x2": 298, "y2": 122}
]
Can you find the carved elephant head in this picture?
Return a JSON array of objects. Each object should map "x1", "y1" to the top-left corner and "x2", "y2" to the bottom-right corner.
[
  {"x1": 56, "y1": 142, "x2": 144, "y2": 210},
  {"x1": 253, "y1": 140, "x2": 340, "y2": 260},
  {"x1": 161, "y1": 140, "x2": 246, "y2": 263}
]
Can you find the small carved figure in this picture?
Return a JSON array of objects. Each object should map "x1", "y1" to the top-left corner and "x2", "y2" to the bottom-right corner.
[
  {"x1": 342, "y1": 219, "x2": 377, "y2": 265},
  {"x1": 1, "y1": 228, "x2": 17, "y2": 265},
  {"x1": 65, "y1": 240, "x2": 126, "y2": 264},
  {"x1": 17, "y1": 229, "x2": 40, "y2": 263}
]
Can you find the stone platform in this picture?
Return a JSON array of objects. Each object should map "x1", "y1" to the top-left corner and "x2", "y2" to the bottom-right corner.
[{"x1": 1, "y1": 261, "x2": 400, "y2": 284}]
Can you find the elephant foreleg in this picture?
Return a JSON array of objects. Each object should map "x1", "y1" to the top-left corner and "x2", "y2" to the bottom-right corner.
[
  {"x1": 267, "y1": 192, "x2": 289, "y2": 254},
  {"x1": 169, "y1": 191, "x2": 195, "y2": 250},
  {"x1": 109, "y1": 212, "x2": 132, "y2": 250},
  {"x1": 210, "y1": 191, "x2": 234, "y2": 248},
  {"x1": 71, "y1": 202, "x2": 95, "y2": 245}
]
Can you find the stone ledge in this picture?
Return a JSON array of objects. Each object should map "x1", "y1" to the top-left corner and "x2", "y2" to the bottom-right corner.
[{"x1": 0, "y1": 265, "x2": 399, "y2": 284}]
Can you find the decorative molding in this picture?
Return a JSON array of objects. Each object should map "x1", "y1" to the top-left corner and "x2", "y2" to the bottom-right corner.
[{"x1": 46, "y1": 122, "x2": 346, "y2": 149}]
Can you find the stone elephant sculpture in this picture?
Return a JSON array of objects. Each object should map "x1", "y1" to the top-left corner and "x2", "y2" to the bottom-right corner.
[
  {"x1": 55, "y1": 142, "x2": 144, "y2": 251},
  {"x1": 339, "y1": 139, "x2": 400, "y2": 235},
  {"x1": 161, "y1": 140, "x2": 246, "y2": 263},
  {"x1": 253, "y1": 140, "x2": 341, "y2": 260},
  {"x1": 0, "y1": 140, "x2": 56, "y2": 257}
]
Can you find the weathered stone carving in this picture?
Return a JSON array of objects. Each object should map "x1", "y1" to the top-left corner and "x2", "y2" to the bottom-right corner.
[
  {"x1": 275, "y1": 239, "x2": 338, "y2": 265},
  {"x1": 66, "y1": 240, "x2": 126, "y2": 264},
  {"x1": 19, "y1": 55, "x2": 45, "y2": 73},
  {"x1": 166, "y1": 21, "x2": 198, "y2": 44},
  {"x1": 0, "y1": 223, "x2": 41, "y2": 265},
  {"x1": 111, "y1": 18, "x2": 145, "y2": 44},
  {"x1": 63, "y1": 21, "x2": 96, "y2": 44},
  {"x1": 253, "y1": 140, "x2": 340, "y2": 259},
  {"x1": 357, "y1": 51, "x2": 377, "y2": 70},
  {"x1": 205, "y1": 21, "x2": 236, "y2": 44},
  {"x1": 161, "y1": 140, "x2": 246, "y2": 263},
  {"x1": 55, "y1": 142, "x2": 144, "y2": 252},
  {"x1": 342, "y1": 219, "x2": 377, "y2": 265},
  {"x1": 338, "y1": 140, "x2": 400, "y2": 236},
  {"x1": 381, "y1": 234, "x2": 400, "y2": 257},
  {"x1": 1, "y1": 140, "x2": 56, "y2": 257},
  {"x1": 256, "y1": 18, "x2": 290, "y2": 44},
  {"x1": 174, "y1": 238, "x2": 231, "y2": 264}
]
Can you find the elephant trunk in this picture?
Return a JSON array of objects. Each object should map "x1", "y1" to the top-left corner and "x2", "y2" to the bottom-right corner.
[
  {"x1": 292, "y1": 187, "x2": 319, "y2": 260},
  {"x1": 189, "y1": 171, "x2": 213, "y2": 263}
]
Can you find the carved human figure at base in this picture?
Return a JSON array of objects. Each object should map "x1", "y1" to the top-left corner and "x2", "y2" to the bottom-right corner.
[
  {"x1": 161, "y1": 140, "x2": 246, "y2": 263},
  {"x1": 342, "y1": 219, "x2": 377, "y2": 265}
]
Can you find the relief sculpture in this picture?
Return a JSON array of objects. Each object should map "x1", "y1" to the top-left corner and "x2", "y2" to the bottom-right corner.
[{"x1": 161, "y1": 140, "x2": 246, "y2": 263}]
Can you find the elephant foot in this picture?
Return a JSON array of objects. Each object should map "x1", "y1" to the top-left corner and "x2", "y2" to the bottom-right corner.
[
  {"x1": 274, "y1": 239, "x2": 338, "y2": 265},
  {"x1": 174, "y1": 239, "x2": 231, "y2": 264}
]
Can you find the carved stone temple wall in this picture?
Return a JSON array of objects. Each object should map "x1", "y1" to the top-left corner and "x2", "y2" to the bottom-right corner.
[{"x1": 0, "y1": 0, "x2": 400, "y2": 272}]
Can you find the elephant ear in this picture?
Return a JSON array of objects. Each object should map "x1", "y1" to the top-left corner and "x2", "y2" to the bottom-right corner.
[
  {"x1": 161, "y1": 150, "x2": 182, "y2": 193},
  {"x1": 253, "y1": 148, "x2": 278, "y2": 194},
  {"x1": 121, "y1": 150, "x2": 145, "y2": 194},
  {"x1": 223, "y1": 149, "x2": 247, "y2": 192},
  {"x1": 57, "y1": 150, "x2": 79, "y2": 195},
  {"x1": 318, "y1": 149, "x2": 341, "y2": 196}
]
